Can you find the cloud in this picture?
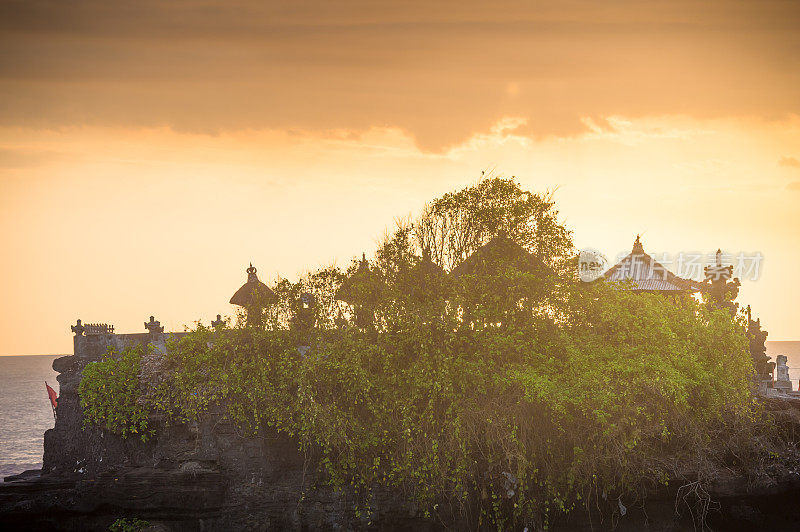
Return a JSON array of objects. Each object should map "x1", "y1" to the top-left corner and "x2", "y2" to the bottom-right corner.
[
  {"x1": 787, "y1": 182, "x2": 800, "y2": 191},
  {"x1": 779, "y1": 156, "x2": 800, "y2": 168},
  {"x1": 1, "y1": 1, "x2": 799, "y2": 150},
  {"x1": 0, "y1": 147, "x2": 72, "y2": 168}
]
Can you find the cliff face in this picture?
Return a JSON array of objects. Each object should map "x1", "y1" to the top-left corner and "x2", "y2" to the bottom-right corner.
[
  {"x1": 3, "y1": 350, "x2": 431, "y2": 531},
  {"x1": 3, "y1": 350, "x2": 800, "y2": 531}
]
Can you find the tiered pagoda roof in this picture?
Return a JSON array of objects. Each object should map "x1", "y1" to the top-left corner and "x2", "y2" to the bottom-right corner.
[
  {"x1": 335, "y1": 253, "x2": 382, "y2": 305},
  {"x1": 603, "y1": 236, "x2": 704, "y2": 293},
  {"x1": 408, "y1": 248, "x2": 448, "y2": 300},
  {"x1": 413, "y1": 248, "x2": 447, "y2": 280}
]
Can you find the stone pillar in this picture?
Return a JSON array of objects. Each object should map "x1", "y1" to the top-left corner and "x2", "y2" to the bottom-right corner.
[
  {"x1": 775, "y1": 355, "x2": 792, "y2": 392},
  {"x1": 144, "y1": 315, "x2": 166, "y2": 354}
]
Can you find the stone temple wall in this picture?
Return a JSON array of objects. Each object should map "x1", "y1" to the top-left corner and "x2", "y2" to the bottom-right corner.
[{"x1": 73, "y1": 331, "x2": 188, "y2": 361}]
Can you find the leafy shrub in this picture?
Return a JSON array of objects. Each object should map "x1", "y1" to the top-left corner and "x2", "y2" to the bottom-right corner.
[
  {"x1": 109, "y1": 517, "x2": 150, "y2": 532},
  {"x1": 79, "y1": 344, "x2": 153, "y2": 441}
]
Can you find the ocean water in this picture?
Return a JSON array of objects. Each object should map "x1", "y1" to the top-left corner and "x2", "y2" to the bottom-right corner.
[{"x1": 0, "y1": 355, "x2": 60, "y2": 478}]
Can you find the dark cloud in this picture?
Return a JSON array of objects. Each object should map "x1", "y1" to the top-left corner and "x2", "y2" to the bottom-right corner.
[
  {"x1": 779, "y1": 156, "x2": 800, "y2": 168},
  {"x1": 1, "y1": 0, "x2": 799, "y2": 150}
]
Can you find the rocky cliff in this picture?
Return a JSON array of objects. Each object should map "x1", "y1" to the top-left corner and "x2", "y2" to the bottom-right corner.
[
  {"x1": 1, "y1": 351, "x2": 442, "y2": 531},
  {"x1": 2, "y1": 352, "x2": 800, "y2": 531}
]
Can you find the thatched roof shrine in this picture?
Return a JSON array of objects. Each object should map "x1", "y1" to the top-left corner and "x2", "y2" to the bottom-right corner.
[
  {"x1": 450, "y1": 234, "x2": 548, "y2": 278},
  {"x1": 230, "y1": 263, "x2": 277, "y2": 307},
  {"x1": 335, "y1": 253, "x2": 382, "y2": 305}
]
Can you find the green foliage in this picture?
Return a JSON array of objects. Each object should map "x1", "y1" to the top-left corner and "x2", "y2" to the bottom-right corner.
[
  {"x1": 415, "y1": 175, "x2": 573, "y2": 272},
  {"x1": 79, "y1": 176, "x2": 766, "y2": 528},
  {"x1": 108, "y1": 517, "x2": 150, "y2": 532},
  {"x1": 79, "y1": 345, "x2": 153, "y2": 441}
]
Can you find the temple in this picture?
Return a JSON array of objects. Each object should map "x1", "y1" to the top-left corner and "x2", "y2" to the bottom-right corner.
[
  {"x1": 230, "y1": 263, "x2": 276, "y2": 307},
  {"x1": 230, "y1": 263, "x2": 276, "y2": 327},
  {"x1": 335, "y1": 253, "x2": 381, "y2": 332},
  {"x1": 603, "y1": 236, "x2": 704, "y2": 294},
  {"x1": 409, "y1": 248, "x2": 448, "y2": 301},
  {"x1": 703, "y1": 248, "x2": 741, "y2": 314},
  {"x1": 334, "y1": 253, "x2": 380, "y2": 306}
]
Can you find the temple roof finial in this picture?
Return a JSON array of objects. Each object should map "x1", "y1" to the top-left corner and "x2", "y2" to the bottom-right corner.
[
  {"x1": 246, "y1": 263, "x2": 258, "y2": 282},
  {"x1": 632, "y1": 235, "x2": 644, "y2": 254}
]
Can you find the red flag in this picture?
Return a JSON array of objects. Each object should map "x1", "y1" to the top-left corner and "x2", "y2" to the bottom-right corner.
[{"x1": 45, "y1": 381, "x2": 58, "y2": 410}]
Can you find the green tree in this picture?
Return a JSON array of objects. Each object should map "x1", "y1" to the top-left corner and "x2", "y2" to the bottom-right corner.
[{"x1": 414, "y1": 176, "x2": 573, "y2": 272}]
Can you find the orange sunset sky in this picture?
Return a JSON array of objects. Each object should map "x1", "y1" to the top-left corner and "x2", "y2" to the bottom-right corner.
[{"x1": 1, "y1": 0, "x2": 799, "y2": 355}]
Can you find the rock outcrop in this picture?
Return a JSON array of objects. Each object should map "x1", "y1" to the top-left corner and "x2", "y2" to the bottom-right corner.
[
  {"x1": 2, "y1": 352, "x2": 800, "y2": 530},
  {"x1": 1, "y1": 353, "x2": 436, "y2": 530}
]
